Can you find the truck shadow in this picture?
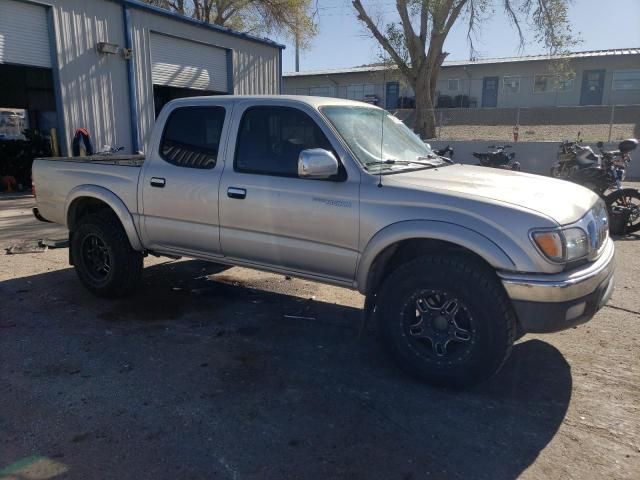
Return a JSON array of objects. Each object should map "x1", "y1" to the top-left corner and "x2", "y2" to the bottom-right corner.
[{"x1": 1, "y1": 259, "x2": 572, "y2": 480}]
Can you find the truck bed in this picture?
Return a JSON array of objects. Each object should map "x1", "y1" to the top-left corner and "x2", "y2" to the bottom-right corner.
[{"x1": 33, "y1": 155, "x2": 145, "y2": 226}]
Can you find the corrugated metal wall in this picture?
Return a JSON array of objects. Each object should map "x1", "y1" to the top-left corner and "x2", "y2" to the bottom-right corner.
[
  {"x1": 128, "y1": 5, "x2": 281, "y2": 151},
  {"x1": 51, "y1": 0, "x2": 133, "y2": 155},
  {"x1": 45, "y1": 0, "x2": 280, "y2": 155}
]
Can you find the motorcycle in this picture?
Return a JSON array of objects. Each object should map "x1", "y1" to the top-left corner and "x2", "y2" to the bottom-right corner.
[
  {"x1": 434, "y1": 145, "x2": 454, "y2": 160},
  {"x1": 472, "y1": 145, "x2": 520, "y2": 171},
  {"x1": 567, "y1": 138, "x2": 640, "y2": 234},
  {"x1": 550, "y1": 137, "x2": 600, "y2": 178}
]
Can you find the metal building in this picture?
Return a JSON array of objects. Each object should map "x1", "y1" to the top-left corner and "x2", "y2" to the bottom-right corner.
[
  {"x1": 0, "y1": 0, "x2": 284, "y2": 155},
  {"x1": 284, "y1": 49, "x2": 640, "y2": 110}
]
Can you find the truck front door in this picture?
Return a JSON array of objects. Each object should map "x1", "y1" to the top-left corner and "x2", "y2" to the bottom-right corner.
[
  {"x1": 140, "y1": 104, "x2": 229, "y2": 257},
  {"x1": 219, "y1": 103, "x2": 360, "y2": 283}
]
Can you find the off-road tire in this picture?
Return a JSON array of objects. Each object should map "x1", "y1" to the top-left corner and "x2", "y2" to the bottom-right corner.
[
  {"x1": 72, "y1": 212, "x2": 143, "y2": 297},
  {"x1": 377, "y1": 254, "x2": 516, "y2": 388}
]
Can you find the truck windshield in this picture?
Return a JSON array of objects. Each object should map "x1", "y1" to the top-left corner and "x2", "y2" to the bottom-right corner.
[{"x1": 321, "y1": 105, "x2": 447, "y2": 172}]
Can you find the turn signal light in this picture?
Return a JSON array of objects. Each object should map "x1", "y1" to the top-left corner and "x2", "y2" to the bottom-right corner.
[{"x1": 532, "y1": 231, "x2": 563, "y2": 261}]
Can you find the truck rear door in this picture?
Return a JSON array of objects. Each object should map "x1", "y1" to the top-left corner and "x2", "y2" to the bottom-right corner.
[
  {"x1": 218, "y1": 102, "x2": 360, "y2": 283},
  {"x1": 140, "y1": 104, "x2": 230, "y2": 256}
]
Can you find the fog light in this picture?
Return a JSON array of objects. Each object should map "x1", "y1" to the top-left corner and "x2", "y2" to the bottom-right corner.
[{"x1": 565, "y1": 302, "x2": 586, "y2": 321}]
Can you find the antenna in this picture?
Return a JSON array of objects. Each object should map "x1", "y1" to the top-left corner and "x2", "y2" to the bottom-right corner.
[{"x1": 378, "y1": 53, "x2": 388, "y2": 188}]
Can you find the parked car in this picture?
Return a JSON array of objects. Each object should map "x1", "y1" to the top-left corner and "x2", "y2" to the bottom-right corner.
[{"x1": 32, "y1": 96, "x2": 615, "y2": 388}]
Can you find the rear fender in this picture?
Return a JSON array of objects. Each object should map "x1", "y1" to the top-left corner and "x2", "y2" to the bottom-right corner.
[{"x1": 65, "y1": 185, "x2": 143, "y2": 251}]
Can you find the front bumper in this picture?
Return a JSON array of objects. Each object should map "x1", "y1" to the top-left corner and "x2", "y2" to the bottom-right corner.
[{"x1": 498, "y1": 239, "x2": 615, "y2": 333}]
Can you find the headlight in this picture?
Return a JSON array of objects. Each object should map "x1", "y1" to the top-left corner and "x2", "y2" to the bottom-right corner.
[
  {"x1": 532, "y1": 202, "x2": 608, "y2": 263},
  {"x1": 563, "y1": 227, "x2": 590, "y2": 260},
  {"x1": 532, "y1": 227, "x2": 589, "y2": 262}
]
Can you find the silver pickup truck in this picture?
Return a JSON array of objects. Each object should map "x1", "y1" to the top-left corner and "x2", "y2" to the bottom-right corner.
[{"x1": 33, "y1": 96, "x2": 615, "y2": 388}]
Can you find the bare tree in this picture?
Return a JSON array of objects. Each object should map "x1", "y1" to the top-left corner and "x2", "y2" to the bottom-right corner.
[{"x1": 352, "y1": 0, "x2": 578, "y2": 139}]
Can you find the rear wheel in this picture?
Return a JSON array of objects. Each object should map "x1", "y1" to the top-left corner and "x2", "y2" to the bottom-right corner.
[
  {"x1": 376, "y1": 255, "x2": 515, "y2": 388},
  {"x1": 72, "y1": 212, "x2": 143, "y2": 297},
  {"x1": 606, "y1": 188, "x2": 640, "y2": 234}
]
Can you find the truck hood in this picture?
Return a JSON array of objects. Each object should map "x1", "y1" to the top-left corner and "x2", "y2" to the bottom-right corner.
[{"x1": 390, "y1": 164, "x2": 599, "y2": 225}]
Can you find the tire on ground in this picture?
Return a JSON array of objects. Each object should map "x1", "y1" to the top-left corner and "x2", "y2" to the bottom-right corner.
[
  {"x1": 376, "y1": 254, "x2": 515, "y2": 388},
  {"x1": 71, "y1": 211, "x2": 143, "y2": 297}
]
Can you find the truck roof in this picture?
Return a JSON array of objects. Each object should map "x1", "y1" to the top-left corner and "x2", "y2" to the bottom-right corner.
[{"x1": 164, "y1": 95, "x2": 380, "y2": 110}]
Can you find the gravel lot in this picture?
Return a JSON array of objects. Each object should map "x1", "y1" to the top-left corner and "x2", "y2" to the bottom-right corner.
[
  {"x1": 438, "y1": 124, "x2": 637, "y2": 142},
  {"x1": 1, "y1": 192, "x2": 639, "y2": 480}
]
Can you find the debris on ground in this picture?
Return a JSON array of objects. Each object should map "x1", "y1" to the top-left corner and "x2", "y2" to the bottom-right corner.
[
  {"x1": 5, "y1": 241, "x2": 47, "y2": 254},
  {"x1": 5, "y1": 238, "x2": 69, "y2": 254}
]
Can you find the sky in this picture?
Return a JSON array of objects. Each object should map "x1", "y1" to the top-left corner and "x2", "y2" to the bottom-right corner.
[{"x1": 274, "y1": 0, "x2": 640, "y2": 73}]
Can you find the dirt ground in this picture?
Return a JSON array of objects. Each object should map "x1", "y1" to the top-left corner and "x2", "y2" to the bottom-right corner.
[{"x1": 1, "y1": 193, "x2": 639, "y2": 480}]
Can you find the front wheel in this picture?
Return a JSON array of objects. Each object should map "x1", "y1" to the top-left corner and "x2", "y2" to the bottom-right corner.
[
  {"x1": 376, "y1": 255, "x2": 515, "y2": 388},
  {"x1": 71, "y1": 212, "x2": 143, "y2": 297},
  {"x1": 605, "y1": 188, "x2": 640, "y2": 234}
]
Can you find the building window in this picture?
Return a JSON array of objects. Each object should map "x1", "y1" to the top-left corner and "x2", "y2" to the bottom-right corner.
[
  {"x1": 533, "y1": 74, "x2": 574, "y2": 93},
  {"x1": 309, "y1": 86, "x2": 336, "y2": 97},
  {"x1": 160, "y1": 106, "x2": 226, "y2": 169},
  {"x1": 447, "y1": 79, "x2": 459, "y2": 91},
  {"x1": 295, "y1": 88, "x2": 309, "y2": 95},
  {"x1": 503, "y1": 76, "x2": 520, "y2": 94},
  {"x1": 346, "y1": 84, "x2": 375, "y2": 100},
  {"x1": 556, "y1": 76, "x2": 574, "y2": 91},
  {"x1": 612, "y1": 70, "x2": 640, "y2": 90},
  {"x1": 533, "y1": 75, "x2": 552, "y2": 93}
]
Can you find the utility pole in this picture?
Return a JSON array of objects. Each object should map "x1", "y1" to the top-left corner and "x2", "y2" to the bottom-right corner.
[
  {"x1": 295, "y1": 31, "x2": 300, "y2": 72},
  {"x1": 294, "y1": 12, "x2": 300, "y2": 72}
]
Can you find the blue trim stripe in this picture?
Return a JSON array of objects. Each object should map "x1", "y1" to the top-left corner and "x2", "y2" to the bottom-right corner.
[
  {"x1": 122, "y1": 5, "x2": 140, "y2": 153},
  {"x1": 45, "y1": 7, "x2": 68, "y2": 156},
  {"x1": 118, "y1": 0, "x2": 285, "y2": 50},
  {"x1": 279, "y1": 48, "x2": 283, "y2": 94}
]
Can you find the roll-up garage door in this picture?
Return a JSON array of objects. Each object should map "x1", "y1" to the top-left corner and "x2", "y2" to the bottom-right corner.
[
  {"x1": 150, "y1": 33, "x2": 228, "y2": 93},
  {"x1": 0, "y1": 0, "x2": 51, "y2": 68}
]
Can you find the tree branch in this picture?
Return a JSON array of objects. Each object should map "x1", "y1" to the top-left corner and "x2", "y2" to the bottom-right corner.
[
  {"x1": 395, "y1": 0, "x2": 422, "y2": 62},
  {"x1": 419, "y1": 0, "x2": 430, "y2": 44},
  {"x1": 503, "y1": 0, "x2": 525, "y2": 52},
  {"x1": 352, "y1": 0, "x2": 415, "y2": 81}
]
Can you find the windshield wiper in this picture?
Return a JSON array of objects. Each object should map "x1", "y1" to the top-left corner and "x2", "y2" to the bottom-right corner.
[
  {"x1": 416, "y1": 155, "x2": 454, "y2": 165},
  {"x1": 364, "y1": 159, "x2": 413, "y2": 169}
]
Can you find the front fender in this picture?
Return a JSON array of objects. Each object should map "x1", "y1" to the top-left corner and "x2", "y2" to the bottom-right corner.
[
  {"x1": 65, "y1": 185, "x2": 143, "y2": 251},
  {"x1": 355, "y1": 220, "x2": 517, "y2": 294}
]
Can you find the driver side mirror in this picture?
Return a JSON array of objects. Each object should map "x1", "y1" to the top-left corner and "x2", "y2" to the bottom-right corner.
[
  {"x1": 596, "y1": 141, "x2": 604, "y2": 149},
  {"x1": 298, "y1": 149, "x2": 339, "y2": 179}
]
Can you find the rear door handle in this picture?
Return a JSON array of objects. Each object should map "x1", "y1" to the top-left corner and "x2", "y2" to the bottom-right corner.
[
  {"x1": 227, "y1": 187, "x2": 246, "y2": 199},
  {"x1": 150, "y1": 177, "x2": 166, "y2": 188}
]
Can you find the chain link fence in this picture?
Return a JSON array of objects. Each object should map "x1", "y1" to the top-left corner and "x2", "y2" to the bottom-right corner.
[{"x1": 393, "y1": 105, "x2": 640, "y2": 142}]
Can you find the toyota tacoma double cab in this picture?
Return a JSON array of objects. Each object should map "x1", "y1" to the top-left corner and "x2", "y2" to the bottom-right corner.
[{"x1": 32, "y1": 96, "x2": 615, "y2": 388}]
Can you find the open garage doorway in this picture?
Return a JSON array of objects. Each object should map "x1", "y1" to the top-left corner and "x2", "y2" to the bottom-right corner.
[
  {"x1": 0, "y1": 64, "x2": 58, "y2": 141},
  {"x1": 153, "y1": 86, "x2": 225, "y2": 118}
]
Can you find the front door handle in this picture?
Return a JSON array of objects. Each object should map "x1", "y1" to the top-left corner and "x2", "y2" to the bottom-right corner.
[
  {"x1": 227, "y1": 187, "x2": 246, "y2": 199},
  {"x1": 150, "y1": 177, "x2": 166, "y2": 188}
]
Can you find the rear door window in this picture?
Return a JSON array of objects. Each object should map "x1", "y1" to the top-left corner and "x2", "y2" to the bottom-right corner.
[{"x1": 160, "y1": 106, "x2": 226, "y2": 169}]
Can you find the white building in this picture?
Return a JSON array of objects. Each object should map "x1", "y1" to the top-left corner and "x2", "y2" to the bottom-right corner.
[{"x1": 0, "y1": 0, "x2": 284, "y2": 154}]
